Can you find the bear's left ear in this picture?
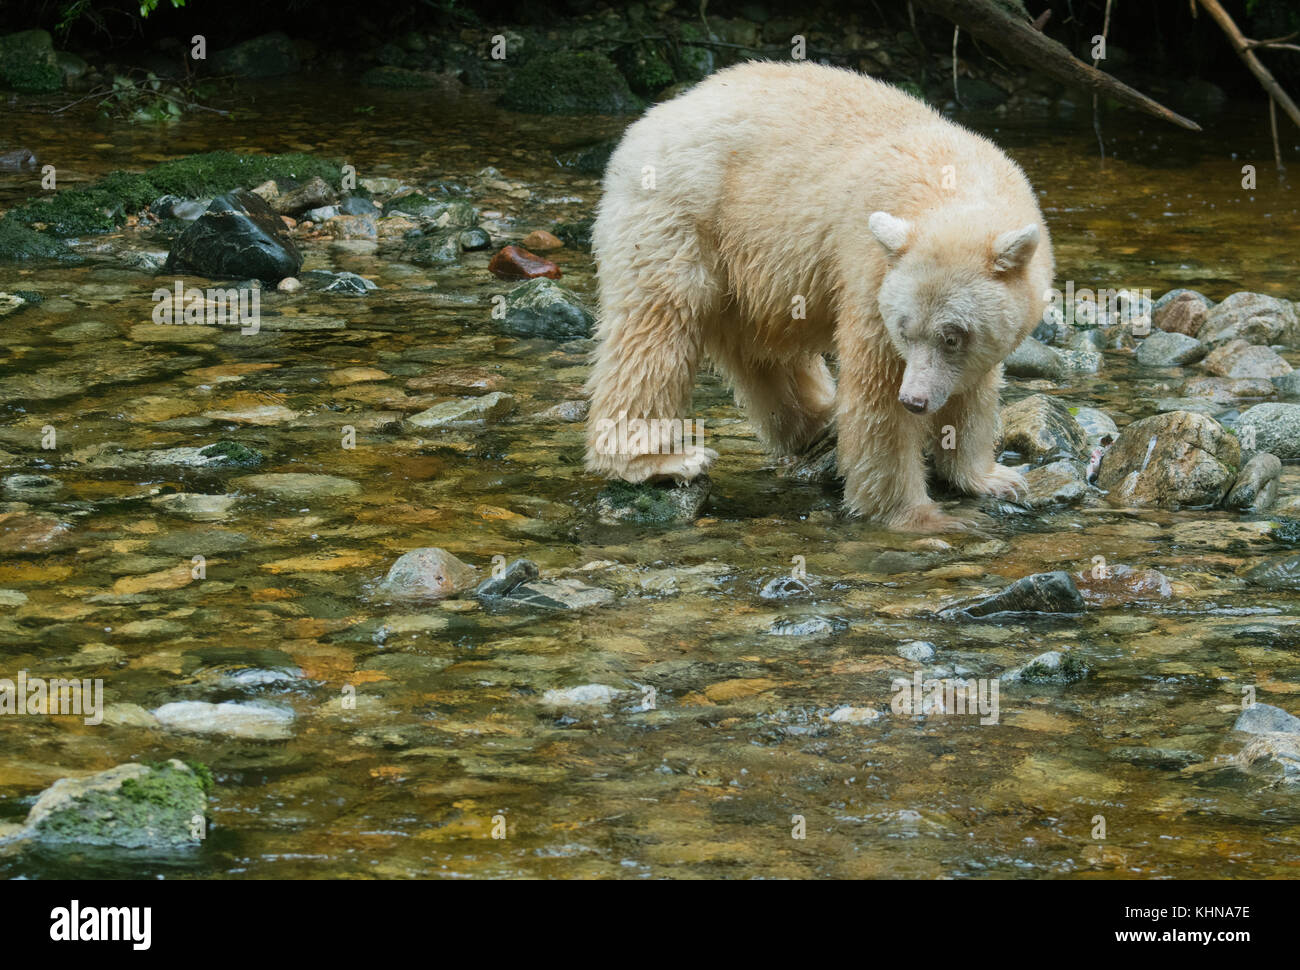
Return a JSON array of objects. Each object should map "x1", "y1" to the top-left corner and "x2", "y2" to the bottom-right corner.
[
  {"x1": 993, "y1": 224, "x2": 1039, "y2": 273},
  {"x1": 869, "y1": 211, "x2": 910, "y2": 256}
]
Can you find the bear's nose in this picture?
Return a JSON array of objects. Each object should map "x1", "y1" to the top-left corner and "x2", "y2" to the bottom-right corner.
[{"x1": 899, "y1": 392, "x2": 928, "y2": 414}]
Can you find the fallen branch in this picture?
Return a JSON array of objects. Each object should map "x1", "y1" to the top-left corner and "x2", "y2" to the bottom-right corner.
[
  {"x1": 1197, "y1": 0, "x2": 1300, "y2": 131},
  {"x1": 910, "y1": 0, "x2": 1201, "y2": 130}
]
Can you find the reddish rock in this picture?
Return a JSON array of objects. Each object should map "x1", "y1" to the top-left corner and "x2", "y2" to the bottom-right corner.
[
  {"x1": 489, "y1": 245, "x2": 560, "y2": 280},
  {"x1": 521, "y1": 229, "x2": 563, "y2": 252},
  {"x1": 1153, "y1": 292, "x2": 1208, "y2": 337}
]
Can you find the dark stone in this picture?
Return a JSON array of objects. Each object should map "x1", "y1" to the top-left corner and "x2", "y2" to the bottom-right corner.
[
  {"x1": 165, "y1": 189, "x2": 302, "y2": 281},
  {"x1": 475, "y1": 558, "x2": 540, "y2": 598},
  {"x1": 953, "y1": 571, "x2": 1085, "y2": 618}
]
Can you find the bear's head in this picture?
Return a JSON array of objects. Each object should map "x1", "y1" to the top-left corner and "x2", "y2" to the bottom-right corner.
[{"x1": 868, "y1": 207, "x2": 1049, "y2": 415}]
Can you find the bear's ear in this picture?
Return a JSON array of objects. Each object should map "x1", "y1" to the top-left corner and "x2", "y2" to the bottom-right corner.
[
  {"x1": 868, "y1": 211, "x2": 910, "y2": 256},
  {"x1": 993, "y1": 224, "x2": 1039, "y2": 273}
]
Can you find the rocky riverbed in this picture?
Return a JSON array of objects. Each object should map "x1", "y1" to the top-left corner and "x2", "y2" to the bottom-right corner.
[{"x1": 1, "y1": 48, "x2": 1299, "y2": 876}]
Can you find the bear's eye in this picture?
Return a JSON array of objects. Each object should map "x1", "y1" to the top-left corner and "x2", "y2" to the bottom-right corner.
[{"x1": 943, "y1": 330, "x2": 964, "y2": 348}]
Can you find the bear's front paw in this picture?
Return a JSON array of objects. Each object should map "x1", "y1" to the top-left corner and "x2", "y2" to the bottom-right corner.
[
  {"x1": 964, "y1": 463, "x2": 1027, "y2": 501},
  {"x1": 884, "y1": 503, "x2": 968, "y2": 534},
  {"x1": 626, "y1": 445, "x2": 719, "y2": 484}
]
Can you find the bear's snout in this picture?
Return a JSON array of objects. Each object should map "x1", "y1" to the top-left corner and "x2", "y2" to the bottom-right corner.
[{"x1": 898, "y1": 391, "x2": 929, "y2": 414}]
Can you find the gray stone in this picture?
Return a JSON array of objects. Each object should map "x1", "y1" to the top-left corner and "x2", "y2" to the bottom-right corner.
[
  {"x1": 1237, "y1": 403, "x2": 1300, "y2": 459},
  {"x1": 1000, "y1": 394, "x2": 1089, "y2": 464},
  {"x1": 1201, "y1": 339, "x2": 1292, "y2": 379},
  {"x1": 500, "y1": 278, "x2": 594, "y2": 341},
  {"x1": 1135, "y1": 330, "x2": 1206, "y2": 367},
  {"x1": 1096, "y1": 411, "x2": 1240, "y2": 509},
  {"x1": 1199, "y1": 292, "x2": 1299, "y2": 346},
  {"x1": 475, "y1": 557, "x2": 539, "y2": 597},
  {"x1": 153, "y1": 700, "x2": 294, "y2": 740},
  {"x1": 952, "y1": 571, "x2": 1085, "y2": 618},
  {"x1": 407, "y1": 392, "x2": 515, "y2": 429},
  {"x1": 1225, "y1": 452, "x2": 1281, "y2": 511},
  {"x1": 1234, "y1": 702, "x2": 1300, "y2": 735},
  {"x1": 380, "y1": 547, "x2": 478, "y2": 601},
  {"x1": 596, "y1": 479, "x2": 709, "y2": 525}
]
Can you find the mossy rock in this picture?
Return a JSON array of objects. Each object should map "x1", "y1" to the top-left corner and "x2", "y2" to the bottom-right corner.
[
  {"x1": 198, "y1": 440, "x2": 265, "y2": 468},
  {"x1": 615, "y1": 40, "x2": 675, "y2": 96},
  {"x1": 673, "y1": 23, "x2": 715, "y2": 82},
  {"x1": 3, "y1": 152, "x2": 343, "y2": 243},
  {"x1": 0, "y1": 217, "x2": 78, "y2": 261},
  {"x1": 23, "y1": 760, "x2": 211, "y2": 848},
  {"x1": 596, "y1": 479, "x2": 710, "y2": 525},
  {"x1": 361, "y1": 65, "x2": 437, "y2": 88},
  {"x1": 555, "y1": 218, "x2": 594, "y2": 251},
  {"x1": 210, "y1": 32, "x2": 299, "y2": 78},
  {"x1": 501, "y1": 51, "x2": 642, "y2": 115},
  {"x1": 0, "y1": 30, "x2": 63, "y2": 93}
]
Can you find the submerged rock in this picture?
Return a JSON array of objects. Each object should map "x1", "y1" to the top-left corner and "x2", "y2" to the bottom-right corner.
[
  {"x1": 15, "y1": 760, "x2": 210, "y2": 848},
  {"x1": 596, "y1": 479, "x2": 709, "y2": 525},
  {"x1": 474, "y1": 557, "x2": 539, "y2": 598},
  {"x1": 1, "y1": 473, "x2": 63, "y2": 502},
  {"x1": 502, "y1": 578, "x2": 615, "y2": 610},
  {"x1": 1242, "y1": 554, "x2": 1300, "y2": 590},
  {"x1": 1096, "y1": 410, "x2": 1240, "y2": 509},
  {"x1": 951, "y1": 571, "x2": 1085, "y2": 618},
  {"x1": 541, "y1": 684, "x2": 623, "y2": 708},
  {"x1": 407, "y1": 391, "x2": 515, "y2": 429},
  {"x1": 999, "y1": 394, "x2": 1089, "y2": 464},
  {"x1": 234, "y1": 473, "x2": 362, "y2": 500},
  {"x1": 1074, "y1": 564, "x2": 1172, "y2": 606},
  {"x1": 154, "y1": 700, "x2": 294, "y2": 740},
  {"x1": 381, "y1": 547, "x2": 477, "y2": 601},
  {"x1": 1004, "y1": 649, "x2": 1089, "y2": 684},
  {"x1": 89, "y1": 440, "x2": 265, "y2": 472},
  {"x1": 1234, "y1": 703, "x2": 1300, "y2": 736},
  {"x1": 165, "y1": 189, "x2": 302, "y2": 281},
  {"x1": 500, "y1": 278, "x2": 593, "y2": 340}
]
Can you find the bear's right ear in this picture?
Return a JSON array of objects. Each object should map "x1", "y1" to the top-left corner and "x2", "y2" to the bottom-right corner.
[{"x1": 868, "y1": 211, "x2": 910, "y2": 256}]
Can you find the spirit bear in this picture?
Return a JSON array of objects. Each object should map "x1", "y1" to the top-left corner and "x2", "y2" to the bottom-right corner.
[{"x1": 585, "y1": 61, "x2": 1054, "y2": 532}]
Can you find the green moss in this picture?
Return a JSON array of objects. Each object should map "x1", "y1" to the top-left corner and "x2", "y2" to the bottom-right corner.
[
  {"x1": 33, "y1": 761, "x2": 208, "y2": 848},
  {"x1": 501, "y1": 51, "x2": 642, "y2": 115},
  {"x1": 0, "y1": 30, "x2": 63, "y2": 93},
  {"x1": 2, "y1": 151, "x2": 343, "y2": 246},
  {"x1": 555, "y1": 218, "x2": 593, "y2": 250},
  {"x1": 0, "y1": 216, "x2": 78, "y2": 261},
  {"x1": 198, "y1": 440, "x2": 264, "y2": 467},
  {"x1": 1271, "y1": 518, "x2": 1300, "y2": 544},
  {"x1": 1020, "y1": 651, "x2": 1088, "y2": 685},
  {"x1": 616, "y1": 41, "x2": 675, "y2": 96}
]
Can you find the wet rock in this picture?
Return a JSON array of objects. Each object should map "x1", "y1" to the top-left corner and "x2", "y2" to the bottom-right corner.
[
  {"x1": 1019, "y1": 459, "x2": 1089, "y2": 509},
  {"x1": 323, "y1": 270, "x2": 377, "y2": 294},
  {"x1": 1273, "y1": 372, "x2": 1300, "y2": 397},
  {"x1": 1057, "y1": 347, "x2": 1103, "y2": 375},
  {"x1": 1, "y1": 473, "x2": 62, "y2": 502},
  {"x1": 406, "y1": 367, "x2": 504, "y2": 396},
  {"x1": 16, "y1": 760, "x2": 209, "y2": 848},
  {"x1": 380, "y1": 547, "x2": 477, "y2": 601},
  {"x1": 1096, "y1": 411, "x2": 1240, "y2": 509},
  {"x1": 395, "y1": 229, "x2": 462, "y2": 264},
  {"x1": 1071, "y1": 406, "x2": 1118, "y2": 446},
  {"x1": 1201, "y1": 339, "x2": 1292, "y2": 379},
  {"x1": 165, "y1": 189, "x2": 302, "y2": 282},
  {"x1": 0, "y1": 292, "x2": 27, "y2": 318},
  {"x1": 459, "y1": 227, "x2": 492, "y2": 251},
  {"x1": 1108, "y1": 746, "x2": 1203, "y2": 769},
  {"x1": 210, "y1": 32, "x2": 299, "y2": 78},
  {"x1": 1236, "y1": 734, "x2": 1300, "y2": 782},
  {"x1": 555, "y1": 219, "x2": 593, "y2": 251},
  {"x1": 502, "y1": 578, "x2": 615, "y2": 610},
  {"x1": 535, "y1": 400, "x2": 589, "y2": 422},
  {"x1": 0, "y1": 148, "x2": 37, "y2": 172},
  {"x1": 1074, "y1": 564, "x2": 1172, "y2": 606},
  {"x1": 474, "y1": 557, "x2": 539, "y2": 598},
  {"x1": 768, "y1": 615, "x2": 838, "y2": 637},
  {"x1": 500, "y1": 51, "x2": 641, "y2": 114},
  {"x1": 1225, "y1": 452, "x2": 1282, "y2": 511},
  {"x1": 1236, "y1": 403, "x2": 1300, "y2": 459},
  {"x1": 272, "y1": 176, "x2": 336, "y2": 215},
  {"x1": 897, "y1": 640, "x2": 935, "y2": 662},
  {"x1": 232, "y1": 473, "x2": 362, "y2": 500},
  {"x1": 541, "y1": 684, "x2": 622, "y2": 708},
  {"x1": 1234, "y1": 702, "x2": 1300, "y2": 735},
  {"x1": 150, "y1": 492, "x2": 239, "y2": 522},
  {"x1": 999, "y1": 394, "x2": 1089, "y2": 463},
  {"x1": 1004, "y1": 649, "x2": 1089, "y2": 684},
  {"x1": 500, "y1": 278, "x2": 594, "y2": 340},
  {"x1": 489, "y1": 244, "x2": 561, "y2": 280},
  {"x1": 0, "y1": 511, "x2": 73, "y2": 555},
  {"x1": 1242, "y1": 554, "x2": 1300, "y2": 590},
  {"x1": 1003, "y1": 336, "x2": 1068, "y2": 379},
  {"x1": 154, "y1": 700, "x2": 294, "y2": 740},
  {"x1": 1182, "y1": 375, "x2": 1276, "y2": 402},
  {"x1": 952, "y1": 571, "x2": 1085, "y2": 618},
  {"x1": 1199, "y1": 292, "x2": 1299, "y2": 346},
  {"x1": 89, "y1": 440, "x2": 265, "y2": 472},
  {"x1": 1135, "y1": 330, "x2": 1206, "y2": 367},
  {"x1": 760, "y1": 574, "x2": 813, "y2": 599},
  {"x1": 339, "y1": 196, "x2": 378, "y2": 216},
  {"x1": 407, "y1": 391, "x2": 515, "y2": 429},
  {"x1": 0, "y1": 29, "x2": 62, "y2": 93},
  {"x1": 1152, "y1": 289, "x2": 1212, "y2": 336},
  {"x1": 826, "y1": 706, "x2": 882, "y2": 724},
  {"x1": 596, "y1": 479, "x2": 709, "y2": 525},
  {"x1": 417, "y1": 200, "x2": 478, "y2": 228},
  {"x1": 326, "y1": 214, "x2": 377, "y2": 240},
  {"x1": 522, "y1": 229, "x2": 563, "y2": 252}
]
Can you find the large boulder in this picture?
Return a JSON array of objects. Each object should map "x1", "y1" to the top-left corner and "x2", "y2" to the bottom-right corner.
[
  {"x1": 999, "y1": 394, "x2": 1089, "y2": 464},
  {"x1": 1095, "y1": 410, "x2": 1240, "y2": 509},
  {"x1": 1236, "y1": 403, "x2": 1300, "y2": 460},
  {"x1": 165, "y1": 189, "x2": 302, "y2": 281},
  {"x1": 210, "y1": 32, "x2": 300, "y2": 78},
  {"x1": 15, "y1": 760, "x2": 209, "y2": 848},
  {"x1": 500, "y1": 52, "x2": 641, "y2": 114},
  {"x1": 0, "y1": 29, "x2": 62, "y2": 93},
  {"x1": 1201, "y1": 339, "x2": 1292, "y2": 379},
  {"x1": 1199, "y1": 292, "x2": 1299, "y2": 346}
]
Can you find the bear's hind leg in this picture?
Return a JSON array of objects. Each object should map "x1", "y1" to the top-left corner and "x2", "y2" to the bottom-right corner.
[{"x1": 712, "y1": 348, "x2": 837, "y2": 456}]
